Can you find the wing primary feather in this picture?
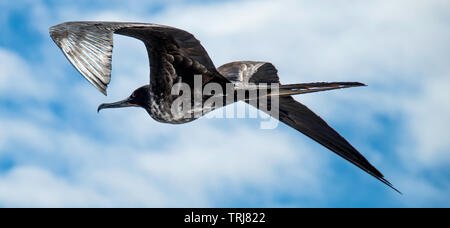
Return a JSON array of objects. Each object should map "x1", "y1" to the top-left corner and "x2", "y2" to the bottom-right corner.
[
  {"x1": 277, "y1": 97, "x2": 401, "y2": 194},
  {"x1": 50, "y1": 22, "x2": 116, "y2": 95}
]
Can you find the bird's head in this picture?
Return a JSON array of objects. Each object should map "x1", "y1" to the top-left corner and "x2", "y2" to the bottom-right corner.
[{"x1": 97, "y1": 85, "x2": 150, "y2": 112}]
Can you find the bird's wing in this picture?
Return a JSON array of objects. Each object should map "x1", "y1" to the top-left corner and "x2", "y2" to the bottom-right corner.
[
  {"x1": 218, "y1": 61, "x2": 400, "y2": 193},
  {"x1": 275, "y1": 96, "x2": 400, "y2": 193},
  {"x1": 50, "y1": 21, "x2": 229, "y2": 95},
  {"x1": 218, "y1": 61, "x2": 281, "y2": 85}
]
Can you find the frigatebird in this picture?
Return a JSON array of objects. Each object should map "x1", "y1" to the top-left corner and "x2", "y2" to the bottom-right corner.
[{"x1": 49, "y1": 21, "x2": 400, "y2": 193}]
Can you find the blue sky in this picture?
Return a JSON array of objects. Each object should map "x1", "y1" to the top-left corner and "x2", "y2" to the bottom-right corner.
[{"x1": 0, "y1": 0, "x2": 449, "y2": 207}]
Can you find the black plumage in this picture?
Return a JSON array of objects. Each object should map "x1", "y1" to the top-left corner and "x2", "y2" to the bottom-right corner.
[{"x1": 50, "y1": 21, "x2": 400, "y2": 193}]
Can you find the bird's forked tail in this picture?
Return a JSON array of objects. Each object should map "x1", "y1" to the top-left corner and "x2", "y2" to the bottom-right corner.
[{"x1": 237, "y1": 82, "x2": 367, "y2": 99}]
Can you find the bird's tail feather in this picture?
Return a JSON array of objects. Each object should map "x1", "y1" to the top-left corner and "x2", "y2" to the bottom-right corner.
[
  {"x1": 236, "y1": 82, "x2": 366, "y2": 100},
  {"x1": 275, "y1": 82, "x2": 367, "y2": 96}
]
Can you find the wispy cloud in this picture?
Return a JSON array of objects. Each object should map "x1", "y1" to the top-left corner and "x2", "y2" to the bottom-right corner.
[{"x1": 0, "y1": 0, "x2": 449, "y2": 207}]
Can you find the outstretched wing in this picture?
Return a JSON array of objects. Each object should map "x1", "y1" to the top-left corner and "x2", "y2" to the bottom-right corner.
[
  {"x1": 218, "y1": 61, "x2": 400, "y2": 193},
  {"x1": 276, "y1": 96, "x2": 400, "y2": 193},
  {"x1": 50, "y1": 21, "x2": 229, "y2": 95}
]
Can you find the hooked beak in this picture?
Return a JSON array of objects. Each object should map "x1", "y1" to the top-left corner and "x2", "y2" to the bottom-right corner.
[{"x1": 97, "y1": 97, "x2": 137, "y2": 113}]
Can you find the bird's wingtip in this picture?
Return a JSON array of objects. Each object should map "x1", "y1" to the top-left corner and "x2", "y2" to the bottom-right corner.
[
  {"x1": 353, "y1": 82, "x2": 367, "y2": 87},
  {"x1": 98, "y1": 87, "x2": 108, "y2": 96},
  {"x1": 379, "y1": 177, "x2": 402, "y2": 195}
]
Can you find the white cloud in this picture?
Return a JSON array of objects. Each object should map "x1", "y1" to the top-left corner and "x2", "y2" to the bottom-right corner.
[
  {"x1": 0, "y1": 166, "x2": 109, "y2": 208},
  {"x1": 400, "y1": 76, "x2": 450, "y2": 168},
  {"x1": 0, "y1": 113, "x2": 326, "y2": 207},
  {"x1": 0, "y1": 49, "x2": 55, "y2": 100},
  {"x1": 1, "y1": 0, "x2": 450, "y2": 207}
]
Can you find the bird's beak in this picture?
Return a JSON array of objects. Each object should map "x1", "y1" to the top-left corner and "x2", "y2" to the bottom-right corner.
[{"x1": 97, "y1": 97, "x2": 137, "y2": 113}]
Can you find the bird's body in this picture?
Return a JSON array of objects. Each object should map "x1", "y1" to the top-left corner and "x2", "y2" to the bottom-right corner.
[{"x1": 50, "y1": 21, "x2": 400, "y2": 193}]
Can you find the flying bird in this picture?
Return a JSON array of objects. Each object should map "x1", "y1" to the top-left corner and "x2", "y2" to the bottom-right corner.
[{"x1": 49, "y1": 21, "x2": 400, "y2": 193}]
